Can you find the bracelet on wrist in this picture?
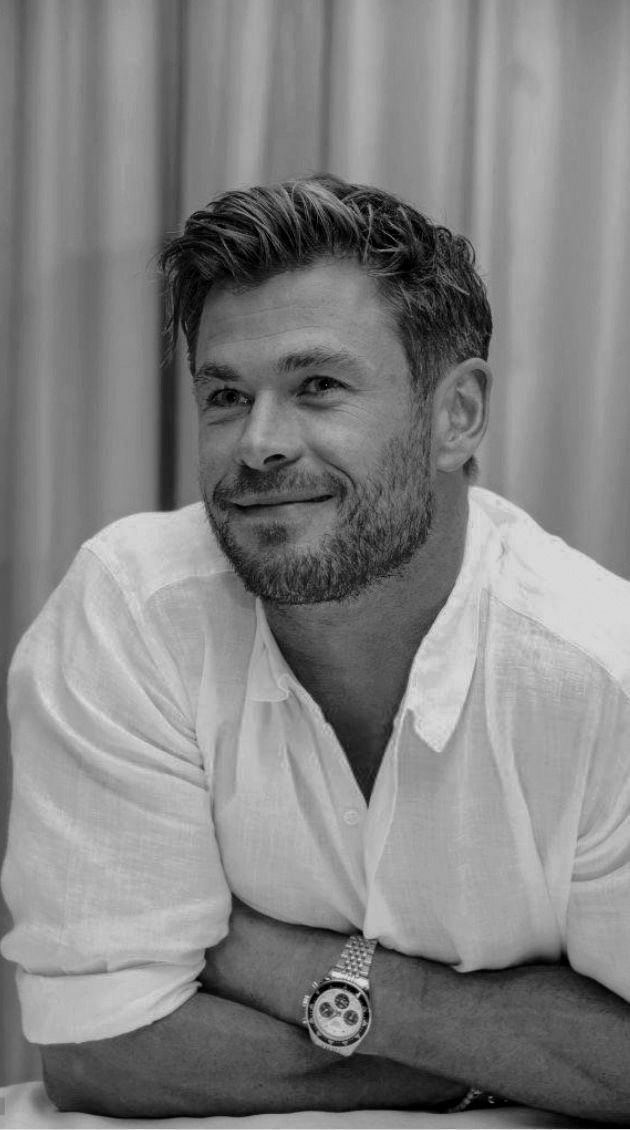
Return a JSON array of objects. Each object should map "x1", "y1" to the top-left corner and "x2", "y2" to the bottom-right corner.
[
  {"x1": 446, "y1": 1086, "x2": 513, "y2": 1113},
  {"x1": 446, "y1": 1087, "x2": 483, "y2": 1113}
]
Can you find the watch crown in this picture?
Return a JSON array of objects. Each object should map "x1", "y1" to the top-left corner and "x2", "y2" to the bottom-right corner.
[{"x1": 312, "y1": 980, "x2": 318, "y2": 988}]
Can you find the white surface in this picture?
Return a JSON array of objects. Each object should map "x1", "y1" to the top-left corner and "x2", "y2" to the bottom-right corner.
[{"x1": 1, "y1": 1082, "x2": 590, "y2": 1130}]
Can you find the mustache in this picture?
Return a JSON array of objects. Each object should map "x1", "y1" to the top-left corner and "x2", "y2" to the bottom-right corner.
[{"x1": 212, "y1": 467, "x2": 345, "y2": 507}]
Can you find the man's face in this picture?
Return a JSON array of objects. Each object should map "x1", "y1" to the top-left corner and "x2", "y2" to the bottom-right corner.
[{"x1": 194, "y1": 259, "x2": 435, "y2": 604}]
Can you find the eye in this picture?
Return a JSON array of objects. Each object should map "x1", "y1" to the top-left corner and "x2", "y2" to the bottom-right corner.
[
  {"x1": 300, "y1": 376, "x2": 344, "y2": 397},
  {"x1": 205, "y1": 387, "x2": 250, "y2": 411}
]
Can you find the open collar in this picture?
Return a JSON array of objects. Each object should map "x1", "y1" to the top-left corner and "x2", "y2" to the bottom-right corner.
[
  {"x1": 404, "y1": 497, "x2": 498, "y2": 751},
  {"x1": 245, "y1": 493, "x2": 499, "y2": 750},
  {"x1": 246, "y1": 598, "x2": 294, "y2": 703}
]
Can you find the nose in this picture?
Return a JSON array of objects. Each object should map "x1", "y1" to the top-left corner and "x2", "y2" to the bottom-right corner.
[{"x1": 235, "y1": 394, "x2": 303, "y2": 472}]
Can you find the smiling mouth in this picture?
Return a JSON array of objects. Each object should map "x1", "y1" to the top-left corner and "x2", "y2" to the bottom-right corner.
[{"x1": 232, "y1": 494, "x2": 333, "y2": 511}]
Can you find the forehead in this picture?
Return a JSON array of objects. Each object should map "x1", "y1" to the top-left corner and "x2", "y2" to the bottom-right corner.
[{"x1": 195, "y1": 259, "x2": 406, "y2": 372}]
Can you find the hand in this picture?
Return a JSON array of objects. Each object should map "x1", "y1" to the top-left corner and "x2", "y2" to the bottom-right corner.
[{"x1": 200, "y1": 897, "x2": 344, "y2": 1026}]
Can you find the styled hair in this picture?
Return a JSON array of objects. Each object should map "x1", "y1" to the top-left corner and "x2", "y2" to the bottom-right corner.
[{"x1": 160, "y1": 173, "x2": 492, "y2": 479}]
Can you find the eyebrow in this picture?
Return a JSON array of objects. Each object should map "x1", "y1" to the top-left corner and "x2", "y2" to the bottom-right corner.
[
  {"x1": 277, "y1": 347, "x2": 361, "y2": 375},
  {"x1": 193, "y1": 346, "x2": 362, "y2": 387}
]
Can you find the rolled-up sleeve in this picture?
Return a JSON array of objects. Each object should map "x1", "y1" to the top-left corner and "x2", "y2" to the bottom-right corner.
[
  {"x1": 566, "y1": 683, "x2": 630, "y2": 1003},
  {"x1": 1, "y1": 545, "x2": 231, "y2": 1044}
]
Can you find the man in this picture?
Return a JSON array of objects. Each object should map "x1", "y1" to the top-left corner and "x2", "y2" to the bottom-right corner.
[{"x1": 2, "y1": 174, "x2": 630, "y2": 1123}]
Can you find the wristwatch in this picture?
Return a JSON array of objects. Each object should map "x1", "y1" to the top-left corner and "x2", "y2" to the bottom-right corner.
[{"x1": 302, "y1": 934, "x2": 377, "y2": 1056}]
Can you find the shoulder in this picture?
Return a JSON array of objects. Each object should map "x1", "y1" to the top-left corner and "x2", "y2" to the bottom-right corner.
[
  {"x1": 81, "y1": 502, "x2": 235, "y2": 604},
  {"x1": 11, "y1": 503, "x2": 257, "y2": 728},
  {"x1": 471, "y1": 487, "x2": 630, "y2": 697},
  {"x1": 77, "y1": 503, "x2": 257, "y2": 686}
]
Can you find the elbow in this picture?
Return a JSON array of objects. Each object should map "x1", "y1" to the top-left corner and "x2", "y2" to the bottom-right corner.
[
  {"x1": 41, "y1": 1045, "x2": 86, "y2": 1112},
  {"x1": 40, "y1": 1044, "x2": 115, "y2": 1116},
  {"x1": 40, "y1": 1037, "x2": 197, "y2": 1119}
]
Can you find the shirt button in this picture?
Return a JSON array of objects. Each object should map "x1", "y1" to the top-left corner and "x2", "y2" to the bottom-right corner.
[{"x1": 343, "y1": 808, "x2": 360, "y2": 826}]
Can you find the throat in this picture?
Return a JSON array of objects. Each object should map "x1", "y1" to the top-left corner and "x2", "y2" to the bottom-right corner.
[
  {"x1": 327, "y1": 706, "x2": 398, "y2": 804},
  {"x1": 290, "y1": 661, "x2": 408, "y2": 804},
  {"x1": 264, "y1": 591, "x2": 439, "y2": 802}
]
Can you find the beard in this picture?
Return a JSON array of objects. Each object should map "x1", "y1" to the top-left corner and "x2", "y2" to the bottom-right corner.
[{"x1": 201, "y1": 409, "x2": 434, "y2": 605}]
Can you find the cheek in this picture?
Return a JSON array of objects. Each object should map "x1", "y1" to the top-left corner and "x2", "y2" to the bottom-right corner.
[
  {"x1": 198, "y1": 424, "x2": 234, "y2": 478},
  {"x1": 314, "y1": 419, "x2": 403, "y2": 478},
  {"x1": 304, "y1": 408, "x2": 387, "y2": 470}
]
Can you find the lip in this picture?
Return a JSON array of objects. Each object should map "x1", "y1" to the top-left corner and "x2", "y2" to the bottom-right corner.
[{"x1": 231, "y1": 493, "x2": 333, "y2": 509}]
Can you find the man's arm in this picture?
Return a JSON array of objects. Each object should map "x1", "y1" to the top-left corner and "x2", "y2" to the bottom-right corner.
[
  {"x1": 40, "y1": 992, "x2": 465, "y2": 1117},
  {"x1": 202, "y1": 900, "x2": 630, "y2": 1125}
]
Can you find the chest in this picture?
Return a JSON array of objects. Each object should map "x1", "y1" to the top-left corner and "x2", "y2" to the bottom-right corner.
[{"x1": 211, "y1": 698, "x2": 570, "y2": 970}]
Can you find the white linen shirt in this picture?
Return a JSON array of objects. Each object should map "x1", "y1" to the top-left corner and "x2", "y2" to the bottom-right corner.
[{"x1": 3, "y1": 487, "x2": 630, "y2": 1045}]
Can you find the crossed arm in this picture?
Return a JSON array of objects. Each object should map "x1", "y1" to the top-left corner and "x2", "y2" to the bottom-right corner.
[{"x1": 42, "y1": 899, "x2": 630, "y2": 1123}]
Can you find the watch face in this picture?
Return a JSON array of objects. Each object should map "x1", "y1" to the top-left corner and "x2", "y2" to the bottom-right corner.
[{"x1": 306, "y1": 979, "x2": 370, "y2": 1048}]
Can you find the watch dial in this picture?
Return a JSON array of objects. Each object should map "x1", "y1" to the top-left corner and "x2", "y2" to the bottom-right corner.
[{"x1": 313, "y1": 985, "x2": 366, "y2": 1040}]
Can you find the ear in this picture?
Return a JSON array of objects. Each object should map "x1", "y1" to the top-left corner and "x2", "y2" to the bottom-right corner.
[{"x1": 432, "y1": 358, "x2": 492, "y2": 474}]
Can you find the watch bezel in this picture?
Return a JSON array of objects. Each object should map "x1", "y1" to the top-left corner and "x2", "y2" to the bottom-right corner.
[{"x1": 305, "y1": 977, "x2": 371, "y2": 1049}]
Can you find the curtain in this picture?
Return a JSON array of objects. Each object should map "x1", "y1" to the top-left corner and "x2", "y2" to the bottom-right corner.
[{"x1": 2, "y1": 0, "x2": 629, "y2": 1086}]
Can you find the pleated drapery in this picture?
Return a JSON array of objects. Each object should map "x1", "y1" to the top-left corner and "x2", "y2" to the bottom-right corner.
[{"x1": 1, "y1": 0, "x2": 629, "y2": 1085}]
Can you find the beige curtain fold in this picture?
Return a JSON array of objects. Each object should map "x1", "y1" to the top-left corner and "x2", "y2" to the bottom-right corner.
[
  {"x1": 1, "y1": 0, "x2": 166, "y2": 1086},
  {"x1": 2, "y1": 0, "x2": 630, "y2": 1086},
  {"x1": 472, "y1": 0, "x2": 630, "y2": 572}
]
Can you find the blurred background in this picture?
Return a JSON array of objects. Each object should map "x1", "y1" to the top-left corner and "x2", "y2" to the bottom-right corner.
[{"x1": 1, "y1": 0, "x2": 630, "y2": 1086}]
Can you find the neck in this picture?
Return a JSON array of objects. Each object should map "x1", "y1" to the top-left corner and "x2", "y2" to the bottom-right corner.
[{"x1": 264, "y1": 475, "x2": 470, "y2": 685}]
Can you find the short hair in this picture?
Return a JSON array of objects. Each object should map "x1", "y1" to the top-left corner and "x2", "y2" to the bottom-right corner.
[{"x1": 160, "y1": 173, "x2": 492, "y2": 479}]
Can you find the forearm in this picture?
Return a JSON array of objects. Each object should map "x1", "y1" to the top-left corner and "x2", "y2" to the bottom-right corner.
[
  {"x1": 366, "y1": 952, "x2": 630, "y2": 1124},
  {"x1": 41, "y1": 990, "x2": 463, "y2": 1118},
  {"x1": 206, "y1": 907, "x2": 630, "y2": 1124}
]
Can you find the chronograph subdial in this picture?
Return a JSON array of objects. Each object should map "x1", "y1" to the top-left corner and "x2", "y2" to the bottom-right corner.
[{"x1": 304, "y1": 978, "x2": 371, "y2": 1051}]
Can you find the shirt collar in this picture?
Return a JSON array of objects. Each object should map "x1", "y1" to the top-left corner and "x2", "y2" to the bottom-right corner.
[
  {"x1": 246, "y1": 492, "x2": 499, "y2": 750},
  {"x1": 246, "y1": 599, "x2": 294, "y2": 703},
  {"x1": 405, "y1": 495, "x2": 498, "y2": 751}
]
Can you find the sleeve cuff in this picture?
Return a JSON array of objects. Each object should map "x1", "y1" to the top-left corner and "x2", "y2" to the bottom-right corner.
[{"x1": 16, "y1": 958, "x2": 206, "y2": 1044}]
